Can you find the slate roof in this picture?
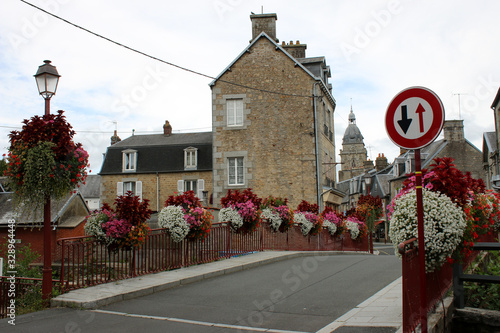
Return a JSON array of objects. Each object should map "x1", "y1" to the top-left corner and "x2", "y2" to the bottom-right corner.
[
  {"x1": 99, "y1": 132, "x2": 213, "y2": 175},
  {"x1": 342, "y1": 110, "x2": 364, "y2": 144},
  {"x1": 484, "y1": 132, "x2": 497, "y2": 152},
  {"x1": 79, "y1": 175, "x2": 101, "y2": 198},
  {"x1": 209, "y1": 32, "x2": 335, "y2": 106},
  {"x1": 0, "y1": 191, "x2": 89, "y2": 227}
]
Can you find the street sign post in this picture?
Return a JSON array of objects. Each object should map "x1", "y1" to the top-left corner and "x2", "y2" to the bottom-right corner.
[{"x1": 385, "y1": 86, "x2": 445, "y2": 333}]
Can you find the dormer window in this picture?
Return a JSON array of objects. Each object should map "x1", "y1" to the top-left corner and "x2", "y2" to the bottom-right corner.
[
  {"x1": 122, "y1": 149, "x2": 137, "y2": 172},
  {"x1": 184, "y1": 147, "x2": 198, "y2": 170}
]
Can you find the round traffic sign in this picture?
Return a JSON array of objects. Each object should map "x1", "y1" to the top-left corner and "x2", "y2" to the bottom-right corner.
[{"x1": 385, "y1": 86, "x2": 445, "y2": 149}]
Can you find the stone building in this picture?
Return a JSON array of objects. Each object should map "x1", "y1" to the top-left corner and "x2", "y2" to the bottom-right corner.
[
  {"x1": 485, "y1": 87, "x2": 500, "y2": 191},
  {"x1": 209, "y1": 13, "x2": 342, "y2": 210},
  {"x1": 338, "y1": 108, "x2": 373, "y2": 182},
  {"x1": 99, "y1": 121, "x2": 213, "y2": 212}
]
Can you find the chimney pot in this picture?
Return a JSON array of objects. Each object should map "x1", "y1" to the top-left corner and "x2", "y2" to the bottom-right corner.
[{"x1": 163, "y1": 120, "x2": 172, "y2": 136}]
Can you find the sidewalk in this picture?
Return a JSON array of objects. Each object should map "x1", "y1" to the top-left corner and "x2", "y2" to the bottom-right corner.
[{"x1": 52, "y1": 251, "x2": 402, "y2": 332}]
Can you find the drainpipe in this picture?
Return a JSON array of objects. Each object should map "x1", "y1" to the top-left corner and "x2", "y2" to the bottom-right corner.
[
  {"x1": 313, "y1": 83, "x2": 322, "y2": 211},
  {"x1": 156, "y1": 172, "x2": 160, "y2": 212}
]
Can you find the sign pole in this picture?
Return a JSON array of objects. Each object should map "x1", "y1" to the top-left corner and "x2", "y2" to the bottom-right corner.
[
  {"x1": 415, "y1": 149, "x2": 427, "y2": 332},
  {"x1": 385, "y1": 86, "x2": 444, "y2": 333}
]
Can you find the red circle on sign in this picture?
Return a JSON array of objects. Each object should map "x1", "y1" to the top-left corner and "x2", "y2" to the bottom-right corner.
[{"x1": 385, "y1": 86, "x2": 445, "y2": 149}]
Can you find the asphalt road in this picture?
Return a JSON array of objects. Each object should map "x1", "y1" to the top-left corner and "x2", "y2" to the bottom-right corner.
[{"x1": 1, "y1": 251, "x2": 401, "y2": 333}]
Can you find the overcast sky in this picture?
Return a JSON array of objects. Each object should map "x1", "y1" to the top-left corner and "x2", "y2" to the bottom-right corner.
[{"x1": 1, "y1": 0, "x2": 499, "y2": 177}]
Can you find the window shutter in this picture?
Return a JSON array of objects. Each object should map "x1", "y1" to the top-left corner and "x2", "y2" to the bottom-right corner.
[
  {"x1": 117, "y1": 182, "x2": 123, "y2": 197},
  {"x1": 177, "y1": 180, "x2": 184, "y2": 193},
  {"x1": 197, "y1": 179, "x2": 205, "y2": 200},
  {"x1": 136, "y1": 181, "x2": 143, "y2": 201}
]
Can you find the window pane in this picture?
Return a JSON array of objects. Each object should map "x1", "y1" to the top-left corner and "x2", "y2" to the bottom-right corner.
[
  {"x1": 227, "y1": 100, "x2": 235, "y2": 126},
  {"x1": 237, "y1": 157, "x2": 244, "y2": 184},
  {"x1": 125, "y1": 154, "x2": 130, "y2": 169},
  {"x1": 124, "y1": 181, "x2": 136, "y2": 194},
  {"x1": 228, "y1": 158, "x2": 235, "y2": 184},
  {"x1": 235, "y1": 100, "x2": 243, "y2": 125},
  {"x1": 227, "y1": 99, "x2": 243, "y2": 126}
]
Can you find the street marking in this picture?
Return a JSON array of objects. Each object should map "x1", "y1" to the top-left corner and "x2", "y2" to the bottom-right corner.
[{"x1": 91, "y1": 309, "x2": 309, "y2": 333}]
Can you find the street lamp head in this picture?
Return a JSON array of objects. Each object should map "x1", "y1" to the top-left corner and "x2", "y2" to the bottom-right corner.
[
  {"x1": 364, "y1": 175, "x2": 372, "y2": 185},
  {"x1": 34, "y1": 60, "x2": 61, "y2": 99}
]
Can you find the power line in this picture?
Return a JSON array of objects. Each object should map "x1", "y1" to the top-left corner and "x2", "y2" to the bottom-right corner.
[
  {"x1": 0, "y1": 124, "x2": 212, "y2": 134},
  {"x1": 19, "y1": 0, "x2": 313, "y2": 99}
]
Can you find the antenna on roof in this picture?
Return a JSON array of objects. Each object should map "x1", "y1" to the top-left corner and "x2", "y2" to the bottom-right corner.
[
  {"x1": 452, "y1": 92, "x2": 467, "y2": 120},
  {"x1": 112, "y1": 120, "x2": 117, "y2": 131}
]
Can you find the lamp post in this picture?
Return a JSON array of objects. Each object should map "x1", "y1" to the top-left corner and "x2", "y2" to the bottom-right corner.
[
  {"x1": 364, "y1": 175, "x2": 371, "y2": 195},
  {"x1": 34, "y1": 60, "x2": 60, "y2": 302}
]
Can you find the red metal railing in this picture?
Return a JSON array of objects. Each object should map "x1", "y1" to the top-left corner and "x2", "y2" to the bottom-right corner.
[
  {"x1": 57, "y1": 222, "x2": 368, "y2": 293},
  {"x1": 399, "y1": 232, "x2": 497, "y2": 332},
  {"x1": 0, "y1": 276, "x2": 59, "y2": 319}
]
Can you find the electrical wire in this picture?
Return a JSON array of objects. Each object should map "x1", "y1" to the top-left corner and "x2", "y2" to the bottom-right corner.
[{"x1": 19, "y1": 0, "x2": 314, "y2": 99}]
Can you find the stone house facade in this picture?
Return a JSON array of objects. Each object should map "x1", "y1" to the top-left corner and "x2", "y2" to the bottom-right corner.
[
  {"x1": 209, "y1": 13, "x2": 341, "y2": 210},
  {"x1": 486, "y1": 87, "x2": 500, "y2": 191},
  {"x1": 99, "y1": 123, "x2": 213, "y2": 211}
]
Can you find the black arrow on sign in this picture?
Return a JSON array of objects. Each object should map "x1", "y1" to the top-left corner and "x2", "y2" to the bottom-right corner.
[{"x1": 397, "y1": 105, "x2": 412, "y2": 134}]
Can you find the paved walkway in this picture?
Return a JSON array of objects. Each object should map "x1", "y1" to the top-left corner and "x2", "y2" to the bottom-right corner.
[{"x1": 52, "y1": 251, "x2": 402, "y2": 332}]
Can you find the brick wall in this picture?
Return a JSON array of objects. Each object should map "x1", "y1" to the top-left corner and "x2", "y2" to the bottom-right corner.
[{"x1": 0, "y1": 222, "x2": 85, "y2": 264}]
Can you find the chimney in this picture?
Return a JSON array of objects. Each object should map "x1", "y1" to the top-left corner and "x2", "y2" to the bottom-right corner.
[
  {"x1": 282, "y1": 40, "x2": 307, "y2": 58},
  {"x1": 375, "y1": 153, "x2": 389, "y2": 171},
  {"x1": 163, "y1": 120, "x2": 172, "y2": 136},
  {"x1": 443, "y1": 119, "x2": 465, "y2": 143},
  {"x1": 250, "y1": 13, "x2": 278, "y2": 42},
  {"x1": 110, "y1": 130, "x2": 121, "y2": 145}
]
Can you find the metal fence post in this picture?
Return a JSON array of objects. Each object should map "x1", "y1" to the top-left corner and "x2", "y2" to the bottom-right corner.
[{"x1": 453, "y1": 263, "x2": 465, "y2": 309}]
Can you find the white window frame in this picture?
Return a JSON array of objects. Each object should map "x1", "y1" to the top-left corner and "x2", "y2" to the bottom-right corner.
[
  {"x1": 177, "y1": 179, "x2": 205, "y2": 201},
  {"x1": 117, "y1": 180, "x2": 142, "y2": 201},
  {"x1": 228, "y1": 157, "x2": 244, "y2": 186},
  {"x1": 227, "y1": 99, "x2": 243, "y2": 127},
  {"x1": 184, "y1": 147, "x2": 198, "y2": 170},
  {"x1": 122, "y1": 150, "x2": 137, "y2": 172}
]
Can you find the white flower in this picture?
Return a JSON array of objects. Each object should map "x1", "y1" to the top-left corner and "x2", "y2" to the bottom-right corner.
[
  {"x1": 84, "y1": 211, "x2": 115, "y2": 245},
  {"x1": 323, "y1": 220, "x2": 337, "y2": 236},
  {"x1": 261, "y1": 208, "x2": 282, "y2": 231},
  {"x1": 389, "y1": 188, "x2": 466, "y2": 272},
  {"x1": 219, "y1": 207, "x2": 244, "y2": 231},
  {"x1": 294, "y1": 212, "x2": 313, "y2": 236},
  {"x1": 158, "y1": 206, "x2": 190, "y2": 242},
  {"x1": 345, "y1": 221, "x2": 360, "y2": 239}
]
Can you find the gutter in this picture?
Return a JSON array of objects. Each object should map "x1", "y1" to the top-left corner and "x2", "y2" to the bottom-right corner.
[{"x1": 313, "y1": 83, "x2": 322, "y2": 211}]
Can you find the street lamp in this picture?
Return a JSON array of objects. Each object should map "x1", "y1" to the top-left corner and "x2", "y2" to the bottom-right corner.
[
  {"x1": 35, "y1": 60, "x2": 60, "y2": 115},
  {"x1": 364, "y1": 175, "x2": 372, "y2": 195},
  {"x1": 34, "y1": 60, "x2": 60, "y2": 302}
]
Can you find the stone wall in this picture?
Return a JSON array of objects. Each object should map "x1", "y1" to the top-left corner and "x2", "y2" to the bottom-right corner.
[{"x1": 211, "y1": 37, "x2": 336, "y2": 209}]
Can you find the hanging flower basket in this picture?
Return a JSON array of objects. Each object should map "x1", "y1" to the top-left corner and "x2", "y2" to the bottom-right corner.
[{"x1": 5, "y1": 111, "x2": 89, "y2": 215}]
